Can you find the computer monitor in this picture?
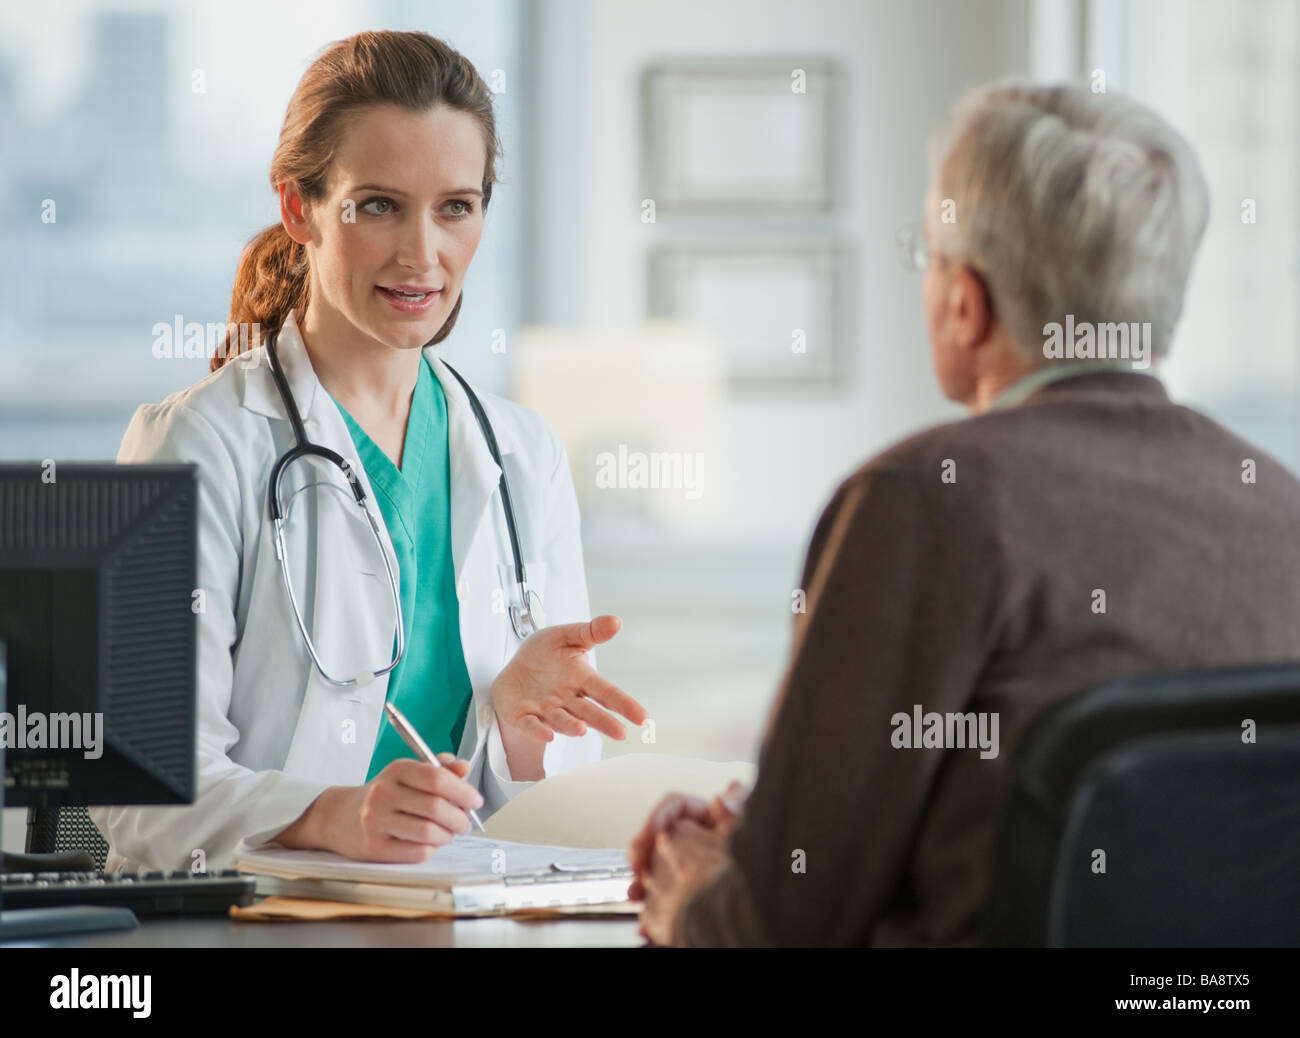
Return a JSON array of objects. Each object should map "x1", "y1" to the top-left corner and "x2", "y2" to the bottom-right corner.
[{"x1": 0, "y1": 463, "x2": 197, "y2": 835}]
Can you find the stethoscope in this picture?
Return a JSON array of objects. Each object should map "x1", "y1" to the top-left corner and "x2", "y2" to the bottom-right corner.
[{"x1": 265, "y1": 328, "x2": 545, "y2": 688}]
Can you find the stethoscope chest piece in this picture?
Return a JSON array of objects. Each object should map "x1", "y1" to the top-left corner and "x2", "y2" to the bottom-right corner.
[{"x1": 510, "y1": 586, "x2": 546, "y2": 640}]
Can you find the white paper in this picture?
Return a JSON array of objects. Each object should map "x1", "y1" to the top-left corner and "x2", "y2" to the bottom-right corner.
[
  {"x1": 236, "y1": 836, "x2": 627, "y2": 887},
  {"x1": 481, "y1": 753, "x2": 757, "y2": 849}
]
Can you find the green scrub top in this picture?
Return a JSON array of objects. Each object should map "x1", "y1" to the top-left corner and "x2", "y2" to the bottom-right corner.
[{"x1": 326, "y1": 354, "x2": 475, "y2": 779}]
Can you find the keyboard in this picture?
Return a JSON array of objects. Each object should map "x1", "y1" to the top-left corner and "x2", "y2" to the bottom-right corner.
[{"x1": 0, "y1": 869, "x2": 257, "y2": 916}]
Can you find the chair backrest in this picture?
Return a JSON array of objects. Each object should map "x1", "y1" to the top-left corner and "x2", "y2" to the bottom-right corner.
[
  {"x1": 25, "y1": 806, "x2": 111, "y2": 872},
  {"x1": 983, "y1": 662, "x2": 1300, "y2": 947}
]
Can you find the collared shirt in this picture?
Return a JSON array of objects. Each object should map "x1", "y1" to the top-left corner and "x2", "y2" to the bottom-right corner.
[
  {"x1": 327, "y1": 354, "x2": 475, "y2": 778},
  {"x1": 988, "y1": 360, "x2": 1161, "y2": 411}
]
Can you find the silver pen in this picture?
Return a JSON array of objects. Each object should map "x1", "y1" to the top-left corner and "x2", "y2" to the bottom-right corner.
[{"x1": 384, "y1": 700, "x2": 485, "y2": 832}]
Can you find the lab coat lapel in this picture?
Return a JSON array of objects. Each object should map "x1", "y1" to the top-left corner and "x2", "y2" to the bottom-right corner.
[
  {"x1": 253, "y1": 314, "x2": 397, "y2": 784},
  {"x1": 238, "y1": 312, "x2": 320, "y2": 428}
]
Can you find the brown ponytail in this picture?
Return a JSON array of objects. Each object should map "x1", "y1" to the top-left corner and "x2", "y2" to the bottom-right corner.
[{"x1": 213, "y1": 30, "x2": 500, "y2": 371}]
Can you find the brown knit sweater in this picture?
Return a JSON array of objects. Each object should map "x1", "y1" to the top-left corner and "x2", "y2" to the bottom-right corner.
[{"x1": 677, "y1": 371, "x2": 1300, "y2": 946}]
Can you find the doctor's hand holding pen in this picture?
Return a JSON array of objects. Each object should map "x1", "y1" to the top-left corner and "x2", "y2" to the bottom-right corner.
[
  {"x1": 489, "y1": 614, "x2": 649, "y2": 782},
  {"x1": 275, "y1": 755, "x2": 485, "y2": 864},
  {"x1": 274, "y1": 614, "x2": 646, "y2": 863}
]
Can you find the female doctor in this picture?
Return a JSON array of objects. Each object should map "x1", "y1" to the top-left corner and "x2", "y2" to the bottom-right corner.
[{"x1": 91, "y1": 30, "x2": 647, "y2": 873}]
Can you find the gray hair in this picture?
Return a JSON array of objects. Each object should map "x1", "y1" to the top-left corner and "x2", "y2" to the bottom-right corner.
[{"x1": 927, "y1": 80, "x2": 1210, "y2": 362}]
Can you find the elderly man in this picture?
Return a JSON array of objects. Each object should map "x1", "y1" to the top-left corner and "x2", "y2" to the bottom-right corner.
[{"x1": 629, "y1": 80, "x2": 1300, "y2": 946}]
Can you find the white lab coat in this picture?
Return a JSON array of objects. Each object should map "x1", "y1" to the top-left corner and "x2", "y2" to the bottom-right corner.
[{"x1": 90, "y1": 313, "x2": 600, "y2": 872}]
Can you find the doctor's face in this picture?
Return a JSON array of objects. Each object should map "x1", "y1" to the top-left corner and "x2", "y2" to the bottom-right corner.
[{"x1": 298, "y1": 103, "x2": 487, "y2": 351}]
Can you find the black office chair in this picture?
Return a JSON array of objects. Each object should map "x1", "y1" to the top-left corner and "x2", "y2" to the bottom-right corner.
[
  {"x1": 18, "y1": 806, "x2": 109, "y2": 872},
  {"x1": 983, "y1": 662, "x2": 1300, "y2": 947}
]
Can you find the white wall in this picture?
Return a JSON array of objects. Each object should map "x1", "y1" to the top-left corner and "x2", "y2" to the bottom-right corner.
[{"x1": 573, "y1": 0, "x2": 1032, "y2": 547}]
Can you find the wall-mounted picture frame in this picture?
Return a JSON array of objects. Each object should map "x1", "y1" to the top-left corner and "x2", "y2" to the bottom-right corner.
[
  {"x1": 648, "y1": 239, "x2": 854, "y2": 391},
  {"x1": 641, "y1": 57, "x2": 842, "y2": 216}
]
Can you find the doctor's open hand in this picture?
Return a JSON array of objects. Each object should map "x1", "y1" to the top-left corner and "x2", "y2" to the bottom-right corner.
[
  {"x1": 490, "y1": 615, "x2": 649, "y2": 781},
  {"x1": 275, "y1": 756, "x2": 484, "y2": 863}
]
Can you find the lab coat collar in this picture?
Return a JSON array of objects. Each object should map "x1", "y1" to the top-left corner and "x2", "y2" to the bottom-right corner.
[{"x1": 237, "y1": 310, "x2": 320, "y2": 425}]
